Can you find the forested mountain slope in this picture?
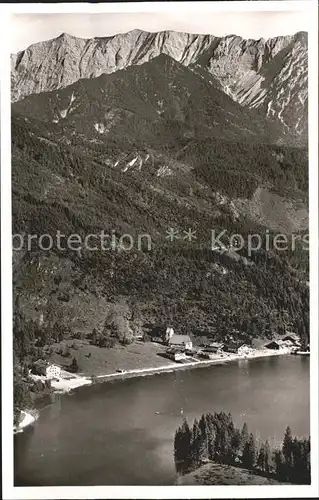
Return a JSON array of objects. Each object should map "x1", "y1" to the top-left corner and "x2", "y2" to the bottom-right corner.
[
  {"x1": 12, "y1": 33, "x2": 309, "y2": 419},
  {"x1": 12, "y1": 58, "x2": 309, "y2": 348}
]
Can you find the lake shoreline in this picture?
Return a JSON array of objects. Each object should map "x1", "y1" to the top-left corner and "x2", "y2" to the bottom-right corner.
[
  {"x1": 93, "y1": 347, "x2": 293, "y2": 386},
  {"x1": 15, "y1": 347, "x2": 294, "y2": 433},
  {"x1": 43, "y1": 346, "x2": 294, "y2": 394}
]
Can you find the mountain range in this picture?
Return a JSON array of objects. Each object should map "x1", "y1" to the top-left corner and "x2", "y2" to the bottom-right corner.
[
  {"x1": 12, "y1": 29, "x2": 309, "y2": 404},
  {"x1": 11, "y1": 29, "x2": 308, "y2": 139}
]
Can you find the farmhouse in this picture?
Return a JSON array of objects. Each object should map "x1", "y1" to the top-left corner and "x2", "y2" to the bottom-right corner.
[{"x1": 168, "y1": 334, "x2": 193, "y2": 350}]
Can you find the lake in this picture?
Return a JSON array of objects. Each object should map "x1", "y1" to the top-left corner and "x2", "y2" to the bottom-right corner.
[{"x1": 14, "y1": 355, "x2": 310, "y2": 485}]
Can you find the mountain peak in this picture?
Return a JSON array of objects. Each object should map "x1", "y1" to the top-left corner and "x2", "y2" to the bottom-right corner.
[
  {"x1": 58, "y1": 32, "x2": 76, "y2": 39},
  {"x1": 56, "y1": 32, "x2": 81, "y2": 44},
  {"x1": 126, "y1": 28, "x2": 144, "y2": 35}
]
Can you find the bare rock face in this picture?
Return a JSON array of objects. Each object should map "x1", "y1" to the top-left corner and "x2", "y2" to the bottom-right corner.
[
  {"x1": 217, "y1": 32, "x2": 308, "y2": 138},
  {"x1": 11, "y1": 30, "x2": 214, "y2": 101},
  {"x1": 11, "y1": 29, "x2": 308, "y2": 137}
]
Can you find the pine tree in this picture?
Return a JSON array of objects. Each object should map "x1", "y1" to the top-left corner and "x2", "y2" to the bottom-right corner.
[
  {"x1": 70, "y1": 356, "x2": 79, "y2": 373},
  {"x1": 190, "y1": 418, "x2": 202, "y2": 469},
  {"x1": 91, "y1": 328, "x2": 98, "y2": 345},
  {"x1": 264, "y1": 440, "x2": 272, "y2": 474},
  {"x1": 174, "y1": 427, "x2": 183, "y2": 471},
  {"x1": 198, "y1": 414, "x2": 209, "y2": 460},
  {"x1": 240, "y1": 422, "x2": 249, "y2": 451},
  {"x1": 207, "y1": 425, "x2": 216, "y2": 460},
  {"x1": 231, "y1": 428, "x2": 242, "y2": 463},
  {"x1": 222, "y1": 425, "x2": 233, "y2": 464},
  {"x1": 274, "y1": 449, "x2": 285, "y2": 480},
  {"x1": 174, "y1": 419, "x2": 192, "y2": 472},
  {"x1": 282, "y1": 426, "x2": 294, "y2": 468},
  {"x1": 257, "y1": 443, "x2": 266, "y2": 472},
  {"x1": 242, "y1": 433, "x2": 256, "y2": 470},
  {"x1": 290, "y1": 437, "x2": 302, "y2": 483}
]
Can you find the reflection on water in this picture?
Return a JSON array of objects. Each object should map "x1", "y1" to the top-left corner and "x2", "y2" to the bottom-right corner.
[{"x1": 15, "y1": 355, "x2": 309, "y2": 486}]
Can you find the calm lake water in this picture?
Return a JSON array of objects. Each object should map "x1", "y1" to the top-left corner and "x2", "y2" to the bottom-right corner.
[{"x1": 14, "y1": 355, "x2": 310, "y2": 486}]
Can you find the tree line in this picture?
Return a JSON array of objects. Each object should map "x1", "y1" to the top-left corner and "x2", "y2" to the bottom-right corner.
[{"x1": 174, "y1": 412, "x2": 310, "y2": 484}]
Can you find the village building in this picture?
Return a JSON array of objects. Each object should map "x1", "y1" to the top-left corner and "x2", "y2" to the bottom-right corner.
[
  {"x1": 204, "y1": 342, "x2": 224, "y2": 353},
  {"x1": 168, "y1": 334, "x2": 192, "y2": 350},
  {"x1": 281, "y1": 332, "x2": 300, "y2": 345},
  {"x1": 281, "y1": 339, "x2": 294, "y2": 348},
  {"x1": 46, "y1": 364, "x2": 61, "y2": 379},
  {"x1": 31, "y1": 360, "x2": 61, "y2": 379},
  {"x1": 252, "y1": 336, "x2": 297, "y2": 352},
  {"x1": 223, "y1": 341, "x2": 241, "y2": 354},
  {"x1": 264, "y1": 340, "x2": 286, "y2": 350}
]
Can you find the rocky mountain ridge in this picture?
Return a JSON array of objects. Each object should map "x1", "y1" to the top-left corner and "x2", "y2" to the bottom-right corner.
[
  {"x1": 11, "y1": 29, "x2": 308, "y2": 139},
  {"x1": 12, "y1": 54, "x2": 286, "y2": 145}
]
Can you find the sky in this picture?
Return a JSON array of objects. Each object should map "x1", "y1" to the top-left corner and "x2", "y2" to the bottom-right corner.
[{"x1": 11, "y1": 10, "x2": 310, "y2": 52}]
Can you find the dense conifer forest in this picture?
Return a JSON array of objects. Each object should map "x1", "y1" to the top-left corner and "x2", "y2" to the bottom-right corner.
[{"x1": 174, "y1": 412, "x2": 310, "y2": 484}]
